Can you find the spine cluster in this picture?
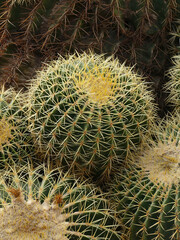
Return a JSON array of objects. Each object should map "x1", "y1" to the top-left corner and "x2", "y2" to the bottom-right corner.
[
  {"x1": 0, "y1": 87, "x2": 34, "y2": 168},
  {"x1": 165, "y1": 55, "x2": 180, "y2": 111}
]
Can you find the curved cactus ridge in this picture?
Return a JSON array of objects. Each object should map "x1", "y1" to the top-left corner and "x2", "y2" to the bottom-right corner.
[
  {"x1": 0, "y1": 86, "x2": 35, "y2": 168},
  {"x1": 165, "y1": 55, "x2": 180, "y2": 111},
  {"x1": 0, "y1": 164, "x2": 121, "y2": 240},
  {"x1": 111, "y1": 111, "x2": 180, "y2": 240},
  {"x1": 27, "y1": 52, "x2": 155, "y2": 180}
]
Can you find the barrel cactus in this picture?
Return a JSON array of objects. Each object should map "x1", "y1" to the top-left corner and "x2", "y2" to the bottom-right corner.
[
  {"x1": 0, "y1": 164, "x2": 121, "y2": 240},
  {"x1": 111, "y1": 111, "x2": 180, "y2": 240},
  {"x1": 27, "y1": 52, "x2": 155, "y2": 180},
  {"x1": 0, "y1": 86, "x2": 34, "y2": 168},
  {"x1": 165, "y1": 55, "x2": 180, "y2": 111}
]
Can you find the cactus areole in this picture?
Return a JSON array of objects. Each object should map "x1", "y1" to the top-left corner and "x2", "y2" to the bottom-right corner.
[{"x1": 28, "y1": 53, "x2": 154, "y2": 179}]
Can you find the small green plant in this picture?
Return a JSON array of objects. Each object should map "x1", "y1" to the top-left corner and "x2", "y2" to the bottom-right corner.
[
  {"x1": 0, "y1": 86, "x2": 34, "y2": 168},
  {"x1": 27, "y1": 52, "x2": 155, "y2": 180},
  {"x1": 110, "y1": 111, "x2": 180, "y2": 240},
  {"x1": 0, "y1": 164, "x2": 120, "y2": 240},
  {"x1": 165, "y1": 55, "x2": 180, "y2": 111}
]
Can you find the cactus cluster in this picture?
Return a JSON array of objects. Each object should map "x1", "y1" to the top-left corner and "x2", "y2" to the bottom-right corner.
[
  {"x1": 0, "y1": 87, "x2": 34, "y2": 168},
  {"x1": 27, "y1": 52, "x2": 155, "y2": 180},
  {"x1": 0, "y1": 49, "x2": 179, "y2": 238},
  {"x1": 110, "y1": 111, "x2": 180, "y2": 240},
  {"x1": 0, "y1": 164, "x2": 120, "y2": 240},
  {"x1": 0, "y1": 0, "x2": 179, "y2": 238}
]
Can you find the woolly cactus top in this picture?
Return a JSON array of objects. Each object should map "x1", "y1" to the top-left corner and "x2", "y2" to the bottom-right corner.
[
  {"x1": 139, "y1": 113, "x2": 180, "y2": 186},
  {"x1": 139, "y1": 111, "x2": 180, "y2": 186},
  {"x1": 70, "y1": 57, "x2": 118, "y2": 105},
  {"x1": 30, "y1": 52, "x2": 153, "y2": 107},
  {"x1": 140, "y1": 141, "x2": 180, "y2": 186},
  {"x1": 0, "y1": 164, "x2": 120, "y2": 240}
]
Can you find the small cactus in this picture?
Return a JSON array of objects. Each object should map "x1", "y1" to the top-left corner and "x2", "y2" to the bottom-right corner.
[
  {"x1": 0, "y1": 164, "x2": 120, "y2": 240},
  {"x1": 110, "y1": 111, "x2": 180, "y2": 240},
  {"x1": 0, "y1": 87, "x2": 34, "y2": 168},
  {"x1": 27, "y1": 52, "x2": 155, "y2": 180},
  {"x1": 165, "y1": 55, "x2": 180, "y2": 111}
]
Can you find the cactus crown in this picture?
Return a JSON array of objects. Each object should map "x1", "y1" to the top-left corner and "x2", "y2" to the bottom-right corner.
[
  {"x1": 139, "y1": 111, "x2": 180, "y2": 186},
  {"x1": 0, "y1": 164, "x2": 120, "y2": 240},
  {"x1": 32, "y1": 52, "x2": 145, "y2": 105},
  {"x1": 71, "y1": 55, "x2": 119, "y2": 105},
  {"x1": 140, "y1": 141, "x2": 180, "y2": 186}
]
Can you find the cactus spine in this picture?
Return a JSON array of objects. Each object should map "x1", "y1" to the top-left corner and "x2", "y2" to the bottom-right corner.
[
  {"x1": 111, "y1": 111, "x2": 180, "y2": 240},
  {"x1": 0, "y1": 87, "x2": 34, "y2": 167},
  {"x1": 0, "y1": 164, "x2": 120, "y2": 240},
  {"x1": 27, "y1": 52, "x2": 155, "y2": 180},
  {"x1": 165, "y1": 55, "x2": 180, "y2": 111}
]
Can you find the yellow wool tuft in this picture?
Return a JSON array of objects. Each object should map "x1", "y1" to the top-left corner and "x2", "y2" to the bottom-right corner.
[
  {"x1": 0, "y1": 118, "x2": 13, "y2": 150},
  {"x1": 73, "y1": 64, "x2": 117, "y2": 104}
]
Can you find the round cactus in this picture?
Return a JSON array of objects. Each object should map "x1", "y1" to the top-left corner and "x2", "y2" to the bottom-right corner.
[
  {"x1": 0, "y1": 164, "x2": 121, "y2": 240},
  {"x1": 27, "y1": 52, "x2": 155, "y2": 180},
  {"x1": 0, "y1": 86, "x2": 35, "y2": 168},
  {"x1": 110, "y1": 111, "x2": 180, "y2": 240},
  {"x1": 165, "y1": 55, "x2": 180, "y2": 111}
]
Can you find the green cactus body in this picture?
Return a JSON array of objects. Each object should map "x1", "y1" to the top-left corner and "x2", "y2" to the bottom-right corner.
[
  {"x1": 165, "y1": 55, "x2": 180, "y2": 111},
  {"x1": 0, "y1": 87, "x2": 35, "y2": 168},
  {"x1": 0, "y1": 164, "x2": 120, "y2": 240},
  {"x1": 111, "y1": 112, "x2": 180, "y2": 240},
  {"x1": 27, "y1": 52, "x2": 155, "y2": 180}
]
